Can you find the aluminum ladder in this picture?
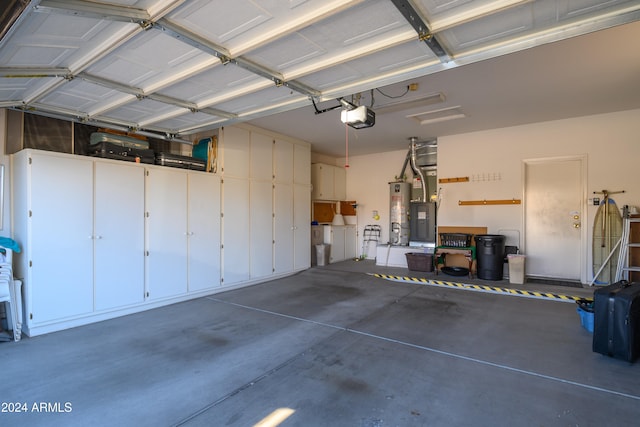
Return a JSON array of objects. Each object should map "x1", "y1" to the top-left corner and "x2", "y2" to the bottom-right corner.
[{"x1": 614, "y1": 209, "x2": 640, "y2": 282}]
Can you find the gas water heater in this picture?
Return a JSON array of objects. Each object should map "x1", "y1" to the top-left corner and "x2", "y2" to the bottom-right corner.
[{"x1": 389, "y1": 182, "x2": 411, "y2": 245}]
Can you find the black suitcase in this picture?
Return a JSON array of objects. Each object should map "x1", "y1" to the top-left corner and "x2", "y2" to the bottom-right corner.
[
  {"x1": 155, "y1": 152, "x2": 206, "y2": 171},
  {"x1": 88, "y1": 141, "x2": 155, "y2": 164},
  {"x1": 592, "y1": 280, "x2": 640, "y2": 362}
]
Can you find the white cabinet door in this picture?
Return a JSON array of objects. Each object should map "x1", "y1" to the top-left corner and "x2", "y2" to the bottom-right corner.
[
  {"x1": 324, "y1": 226, "x2": 346, "y2": 263},
  {"x1": 250, "y1": 180, "x2": 273, "y2": 279},
  {"x1": 222, "y1": 176, "x2": 250, "y2": 285},
  {"x1": 29, "y1": 152, "x2": 94, "y2": 322},
  {"x1": 188, "y1": 172, "x2": 221, "y2": 292},
  {"x1": 293, "y1": 143, "x2": 310, "y2": 185},
  {"x1": 222, "y1": 127, "x2": 250, "y2": 178},
  {"x1": 334, "y1": 165, "x2": 347, "y2": 201},
  {"x1": 94, "y1": 162, "x2": 145, "y2": 310},
  {"x1": 274, "y1": 139, "x2": 294, "y2": 183},
  {"x1": 293, "y1": 183, "x2": 311, "y2": 270},
  {"x1": 311, "y1": 164, "x2": 334, "y2": 200},
  {"x1": 250, "y1": 133, "x2": 273, "y2": 180},
  {"x1": 146, "y1": 167, "x2": 188, "y2": 299},
  {"x1": 274, "y1": 183, "x2": 294, "y2": 274},
  {"x1": 345, "y1": 225, "x2": 357, "y2": 260}
]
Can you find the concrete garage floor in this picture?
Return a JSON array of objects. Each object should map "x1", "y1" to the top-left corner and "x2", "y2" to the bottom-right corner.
[{"x1": 1, "y1": 260, "x2": 639, "y2": 427}]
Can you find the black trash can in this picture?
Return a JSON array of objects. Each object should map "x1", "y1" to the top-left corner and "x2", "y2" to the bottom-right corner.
[{"x1": 474, "y1": 234, "x2": 506, "y2": 280}]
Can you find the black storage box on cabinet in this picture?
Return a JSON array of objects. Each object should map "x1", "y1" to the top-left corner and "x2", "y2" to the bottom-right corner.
[
  {"x1": 592, "y1": 280, "x2": 640, "y2": 362},
  {"x1": 155, "y1": 152, "x2": 206, "y2": 171},
  {"x1": 87, "y1": 141, "x2": 155, "y2": 164}
]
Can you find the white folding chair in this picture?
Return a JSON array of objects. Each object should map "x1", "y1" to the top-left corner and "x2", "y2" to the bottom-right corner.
[{"x1": 0, "y1": 247, "x2": 21, "y2": 342}]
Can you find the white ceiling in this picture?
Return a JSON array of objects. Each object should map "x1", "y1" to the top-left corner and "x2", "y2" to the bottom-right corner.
[{"x1": 1, "y1": 0, "x2": 639, "y2": 156}]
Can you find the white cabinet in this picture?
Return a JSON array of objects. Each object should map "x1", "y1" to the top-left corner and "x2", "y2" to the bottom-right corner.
[
  {"x1": 12, "y1": 126, "x2": 309, "y2": 336},
  {"x1": 146, "y1": 168, "x2": 221, "y2": 298},
  {"x1": 334, "y1": 166, "x2": 346, "y2": 200},
  {"x1": 294, "y1": 143, "x2": 311, "y2": 185},
  {"x1": 323, "y1": 225, "x2": 356, "y2": 263},
  {"x1": 12, "y1": 150, "x2": 145, "y2": 335},
  {"x1": 311, "y1": 163, "x2": 334, "y2": 200},
  {"x1": 311, "y1": 163, "x2": 346, "y2": 200},
  {"x1": 222, "y1": 126, "x2": 250, "y2": 178},
  {"x1": 275, "y1": 142, "x2": 311, "y2": 273}
]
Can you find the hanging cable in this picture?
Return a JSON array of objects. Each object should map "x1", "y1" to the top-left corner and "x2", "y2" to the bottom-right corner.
[
  {"x1": 376, "y1": 86, "x2": 410, "y2": 99},
  {"x1": 344, "y1": 122, "x2": 349, "y2": 168}
]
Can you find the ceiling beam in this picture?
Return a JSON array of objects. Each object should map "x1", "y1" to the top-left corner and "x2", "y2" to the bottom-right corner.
[
  {"x1": 36, "y1": 0, "x2": 151, "y2": 23},
  {"x1": 390, "y1": 0, "x2": 450, "y2": 61},
  {"x1": 155, "y1": 18, "x2": 320, "y2": 99}
]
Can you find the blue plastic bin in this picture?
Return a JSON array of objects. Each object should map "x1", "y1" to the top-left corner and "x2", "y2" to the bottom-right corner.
[{"x1": 576, "y1": 306, "x2": 594, "y2": 333}]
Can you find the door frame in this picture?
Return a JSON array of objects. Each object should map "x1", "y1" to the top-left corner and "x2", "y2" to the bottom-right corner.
[{"x1": 522, "y1": 155, "x2": 588, "y2": 284}]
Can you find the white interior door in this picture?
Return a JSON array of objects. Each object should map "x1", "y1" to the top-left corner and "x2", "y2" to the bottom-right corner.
[{"x1": 524, "y1": 157, "x2": 585, "y2": 282}]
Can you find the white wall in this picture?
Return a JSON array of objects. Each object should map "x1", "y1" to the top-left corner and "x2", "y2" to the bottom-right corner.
[
  {"x1": 0, "y1": 110, "x2": 11, "y2": 237},
  {"x1": 342, "y1": 108, "x2": 640, "y2": 276}
]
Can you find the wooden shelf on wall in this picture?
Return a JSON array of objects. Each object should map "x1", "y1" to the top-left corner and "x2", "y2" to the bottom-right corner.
[
  {"x1": 458, "y1": 199, "x2": 521, "y2": 206},
  {"x1": 439, "y1": 176, "x2": 469, "y2": 183}
]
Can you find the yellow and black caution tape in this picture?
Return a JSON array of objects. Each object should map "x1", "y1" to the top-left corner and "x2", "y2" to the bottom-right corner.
[{"x1": 370, "y1": 273, "x2": 591, "y2": 303}]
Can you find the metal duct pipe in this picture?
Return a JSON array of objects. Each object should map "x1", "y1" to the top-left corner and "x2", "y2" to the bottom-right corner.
[
  {"x1": 398, "y1": 151, "x2": 410, "y2": 182},
  {"x1": 409, "y1": 137, "x2": 427, "y2": 202}
]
